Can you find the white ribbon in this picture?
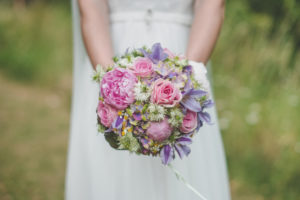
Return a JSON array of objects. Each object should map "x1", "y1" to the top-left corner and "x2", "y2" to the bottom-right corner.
[{"x1": 168, "y1": 164, "x2": 208, "y2": 200}]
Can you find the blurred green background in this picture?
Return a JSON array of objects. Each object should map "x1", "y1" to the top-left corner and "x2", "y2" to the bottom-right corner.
[{"x1": 0, "y1": 0, "x2": 299, "y2": 199}]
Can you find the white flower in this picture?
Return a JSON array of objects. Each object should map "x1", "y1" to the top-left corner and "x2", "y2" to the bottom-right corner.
[
  {"x1": 148, "y1": 103, "x2": 165, "y2": 121},
  {"x1": 118, "y1": 57, "x2": 133, "y2": 67},
  {"x1": 134, "y1": 81, "x2": 151, "y2": 101},
  {"x1": 168, "y1": 108, "x2": 184, "y2": 127},
  {"x1": 92, "y1": 64, "x2": 106, "y2": 82},
  {"x1": 176, "y1": 59, "x2": 188, "y2": 66},
  {"x1": 189, "y1": 60, "x2": 210, "y2": 91}
]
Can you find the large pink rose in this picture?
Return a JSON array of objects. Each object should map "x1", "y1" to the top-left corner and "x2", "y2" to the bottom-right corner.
[
  {"x1": 100, "y1": 67, "x2": 137, "y2": 110},
  {"x1": 97, "y1": 101, "x2": 118, "y2": 127},
  {"x1": 146, "y1": 118, "x2": 172, "y2": 141},
  {"x1": 151, "y1": 79, "x2": 182, "y2": 107},
  {"x1": 180, "y1": 110, "x2": 198, "y2": 133},
  {"x1": 131, "y1": 57, "x2": 154, "y2": 77}
]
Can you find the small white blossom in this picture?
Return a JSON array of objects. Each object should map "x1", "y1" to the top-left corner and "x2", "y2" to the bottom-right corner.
[
  {"x1": 176, "y1": 59, "x2": 188, "y2": 66},
  {"x1": 148, "y1": 103, "x2": 165, "y2": 121},
  {"x1": 93, "y1": 64, "x2": 106, "y2": 82},
  {"x1": 134, "y1": 82, "x2": 151, "y2": 101},
  {"x1": 168, "y1": 108, "x2": 184, "y2": 127},
  {"x1": 118, "y1": 58, "x2": 132, "y2": 67}
]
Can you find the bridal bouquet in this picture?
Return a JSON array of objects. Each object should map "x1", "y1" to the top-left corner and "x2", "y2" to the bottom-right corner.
[{"x1": 93, "y1": 43, "x2": 214, "y2": 165}]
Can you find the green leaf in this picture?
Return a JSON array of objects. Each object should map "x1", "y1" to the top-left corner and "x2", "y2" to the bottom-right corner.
[{"x1": 104, "y1": 132, "x2": 120, "y2": 149}]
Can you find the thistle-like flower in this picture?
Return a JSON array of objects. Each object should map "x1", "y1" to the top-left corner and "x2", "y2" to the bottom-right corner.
[
  {"x1": 148, "y1": 103, "x2": 165, "y2": 121},
  {"x1": 134, "y1": 81, "x2": 151, "y2": 102},
  {"x1": 168, "y1": 108, "x2": 184, "y2": 127}
]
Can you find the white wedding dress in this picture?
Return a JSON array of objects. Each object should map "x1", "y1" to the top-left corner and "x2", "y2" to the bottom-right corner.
[{"x1": 66, "y1": 0, "x2": 231, "y2": 199}]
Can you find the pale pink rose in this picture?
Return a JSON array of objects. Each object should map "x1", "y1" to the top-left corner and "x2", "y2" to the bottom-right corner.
[
  {"x1": 146, "y1": 118, "x2": 172, "y2": 141},
  {"x1": 151, "y1": 79, "x2": 182, "y2": 107},
  {"x1": 180, "y1": 110, "x2": 198, "y2": 133},
  {"x1": 97, "y1": 101, "x2": 118, "y2": 127},
  {"x1": 131, "y1": 57, "x2": 154, "y2": 77},
  {"x1": 163, "y1": 48, "x2": 176, "y2": 59},
  {"x1": 100, "y1": 67, "x2": 137, "y2": 110}
]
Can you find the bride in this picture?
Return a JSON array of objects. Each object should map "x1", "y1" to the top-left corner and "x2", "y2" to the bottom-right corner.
[{"x1": 66, "y1": 0, "x2": 231, "y2": 199}]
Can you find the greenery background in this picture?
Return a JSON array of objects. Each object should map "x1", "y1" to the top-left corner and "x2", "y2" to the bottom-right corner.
[{"x1": 0, "y1": 0, "x2": 299, "y2": 199}]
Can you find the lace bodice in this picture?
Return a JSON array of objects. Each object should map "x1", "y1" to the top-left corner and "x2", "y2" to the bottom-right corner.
[
  {"x1": 108, "y1": 0, "x2": 195, "y2": 26},
  {"x1": 108, "y1": 0, "x2": 194, "y2": 15}
]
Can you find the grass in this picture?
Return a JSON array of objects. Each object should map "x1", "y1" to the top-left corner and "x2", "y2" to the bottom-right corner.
[
  {"x1": 0, "y1": 2, "x2": 72, "y2": 87},
  {"x1": 212, "y1": 2, "x2": 300, "y2": 199},
  {"x1": 0, "y1": 1, "x2": 299, "y2": 200}
]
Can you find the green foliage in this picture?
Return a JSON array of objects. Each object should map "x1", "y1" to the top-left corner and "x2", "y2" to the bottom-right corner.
[
  {"x1": 104, "y1": 132, "x2": 120, "y2": 149},
  {"x1": 0, "y1": 2, "x2": 71, "y2": 85},
  {"x1": 244, "y1": 0, "x2": 300, "y2": 67},
  {"x1": 212, "y1": 1, "x2": 300, "y2": 199}
]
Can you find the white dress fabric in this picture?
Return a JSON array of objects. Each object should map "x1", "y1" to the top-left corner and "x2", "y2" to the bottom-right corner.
[{"x1": 66, "y1": 0, "x2": 231, "y2": 199}]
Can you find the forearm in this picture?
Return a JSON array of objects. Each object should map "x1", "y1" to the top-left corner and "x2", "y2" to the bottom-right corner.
[
  {"x1": 78, "y1": 0, "x2": 114, "y2": 69},
  {"x1": 186, "y1": 0, "x2": 225, "y2": 64}
]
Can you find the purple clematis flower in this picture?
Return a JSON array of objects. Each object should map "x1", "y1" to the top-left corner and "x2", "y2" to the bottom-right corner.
[
  {"x1": 160, "y1": 144, "x2": 174, "y2": 165},
  {"x1": 202, "y1": 99, "x2": 214, "y2": 109},
  {"x1": 140, "y1": 43, "x2": 168, "y2": 64},
  {"x1": 198, "y1": 111, "x2": 213, "y2": 125},
  {"x1": 181, "y1": 88, "x2": 207, "y2": 112},
  {"x1": 174, "y1": 137, "x2": 192, "y2": 159},
  {"x1": 160, "y1": 137, "x2": 193, "y2": 165}
]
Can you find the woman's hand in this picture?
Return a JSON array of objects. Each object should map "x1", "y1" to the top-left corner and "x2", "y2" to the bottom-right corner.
[
  {"x1": 186, "y1": 0, "x2": 225, "y2": 64},
  {"x1": 78, "y1": 0, "x2": 114, "y2": 70}
]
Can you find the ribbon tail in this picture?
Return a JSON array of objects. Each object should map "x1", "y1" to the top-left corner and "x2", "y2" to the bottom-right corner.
[{"x1": 167, "y1": 164, "x2": 209, "y2": 200}]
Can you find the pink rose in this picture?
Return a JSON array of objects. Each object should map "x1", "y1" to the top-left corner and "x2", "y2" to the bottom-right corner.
[
  {"x1": 100, "y1": 67, "x2": 137, "y2": 110},
  {"x1": 97, "y1": 101, "x2": 118, "y2": 127},
  {"x1": 131, "y1": 57, "x2": 154, "y2": 77},
  {"x1": 146, "y1": 118, "x2": 172, "y2": 141},
  {"x1": 163, "y1": 48, "x2": 176, "y2": 59},
  {"x1": 151, "y1": 79, "x2": 182, "y2": 107},
  {"x1": 180, "y1": 110, "x2": 198, "y2": 133}
]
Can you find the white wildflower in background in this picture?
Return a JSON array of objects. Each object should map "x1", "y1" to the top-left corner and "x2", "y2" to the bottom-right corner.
[
  {"x1": 168, "y1": 108, "x2": 184, "y2": 127},
  {"x1": 134, "y1": 81, "x2": 151, "y2": 101},
  {"x1": 148, "y1": 103, "x2": 165, "y2": 121}
]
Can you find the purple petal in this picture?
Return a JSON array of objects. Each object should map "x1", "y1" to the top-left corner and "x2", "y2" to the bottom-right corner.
[
  {"x1": 124, "y1": 47, "x2": 129, "y2": 55},
  {"x1": 189, "y1": 89, "x2": 207, "y2": 97},
  {"x1": 160, "y1": 145, "x2": 174, "y2": 165},
  {"x1": 139, "y1": 48, "x2": 148, "y2": 57},
  {"x1": 182, "y1": 80, "x2": 192, "y2": 96},
  {"x1": 181, "y1": 97, "x2": 202, "y2": 112},
  {"x1": 198, "y1": 111, "x2": 213, "y2": 125},
  {"x1": 202, "y1": 99, "x2": 214, "y2": 109},
  {"x1": 183, "y1": 65, "x2": 193, "y2": 76},
  {"x1": 133, "y1": 113, "x2": 142, "y2": 121},
  {"x1": 195, "y1": 117, "x2": 203, "y2": 132},
  {"x1": 184, "y1": 89, "x2": 207, "y2": 98},
  {"x1": 149, "y1": 43, "x2": 168, "y2": 64},
  {"x1": 174, "y1": 144, "x2": 191, "y2": 159},
  {"x1": 112, "y1": 116, "x2": 123, "y2": 129},
  {"x1": 176, "y1": 137, "x2": 192, "y2": 146}
]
